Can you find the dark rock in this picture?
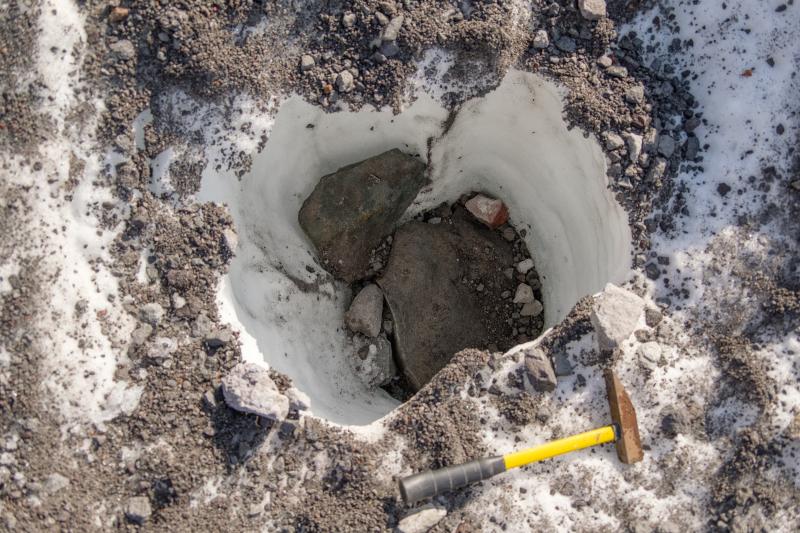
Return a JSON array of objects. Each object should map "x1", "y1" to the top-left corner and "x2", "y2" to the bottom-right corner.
[
  {"x1": 644, "y1": 307, "x2": 663, "y2": 327},
  {"x1": 555, "y1": 36, "x2": 577, "y2": 53},
  {"x1": 553, "y1": 352, "x2": 573, "y2": 376},
  {"x1": 298, "y1": 149, "x2": 427, "y2": 282},
  {"x1": 378, "y1": 207, "x2": 513, "y2": 390},
  {"x1": 345, "y1": 284, "x2": 384, "y2": 337},
  {"x1": 523, "y1": 348, "x2": 557, "y2": 392},
  {"x1": 645, "y1": 263, "x2": 661, "y2": 280}
]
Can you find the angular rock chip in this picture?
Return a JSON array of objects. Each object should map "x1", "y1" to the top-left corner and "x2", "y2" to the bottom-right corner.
[
  {"x1": 378, "y1": 207, "x2": 513, "y2": 391},
  {"x1": 354, "y1": 333, "x2": 396, "y2": 387},
  {"x1": 125, "y1": 496, "x2": 152, "y2": 525},
  {"x1": 298, "y1": 149, "x2": 427, "y2": 282},
  {"x1": 578, "y1": 0, "x2": 607, "y2": 21},
  {"x1": 345, "y1": 284, "x2": 384, "y2": 337},
  {"x1": 222, "y1": 362, "x2": 289, "y2": 421},
  {"x1": 590, "y1": 283, "x2": 646, "y2": 351},
  {"x1": 397, "y1": 506, "x2": 447, "y2": 533},
  {"x1": 464, "y1": 194, "x2": 509, "y2": 229},
  {"x1": 524, "y1": 347, "x2": 557, "y2": 392}
]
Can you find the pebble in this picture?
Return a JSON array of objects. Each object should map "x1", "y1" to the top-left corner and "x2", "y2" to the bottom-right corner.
[
  {"x1": 502, "y1": 227, "x2": 516, "y2": 241},
  {"x1": 646, "y1": 158, "x2": 667, "y2": 184},
  {"x1": 139, "y1": 303, "x2": 165, "y2": 325},
  {"x1": 624, "y1": 85, "x2": 645, "y2": 105},
  {"x1": 645, "y1": 307, "x2": 663, "y2": 327},
  {"x1": 465, "y1": 194, "x2": 509, "y2": 229},
  {"x1": 578, "y1": 0, "x2": 607, "y2": 20},
  {"x1": 606, "y1": 66, "x2": 628, "y2": 78},
  {"x1": 532, "y1": 30, "x2": 549, "y2": 49},
  {"x1": 645, "y1": 263, "x2": 661, "y2": 280},
  {"x1": 657, "y1": 134, "x2": 676, "y2": 158},
  {"x1": 125, "y1": 496, "x2": 152, "y2": 525},
  {"x1": 130, "y1": 323, "x2": 153, "y2": 346},
  {"x1": 553, "y1": 353, "x2": 573, "y2": 376},
  {"x1": 109, "y1": 6, "x2": 130, "y2": 23},
  {"x1": 516, "y1": 258, "x2": 535, "y2": 274},
  {"x1": 520, "y1": 300, "x2": 543, "y2": 317},
  {"x1": 397, "y1": 506, "x2": 447, "y2": 533},
  {"x1": 597, "y1": 55, "x2": 613, "y2": 68},
  {"x1": 524, "y1": 348, "x2": 557, "y2": 392},
  {"x1": 622, "y1": 132, "x2": 643, "y2": 162},
  {"x1": 109, "y1": 39, "x2": 136, "y2": 60},
  {"x1": 603, "y1": 131, "x2": 625, "y2": 150},
  {"x1": 148, "y1": 337, "x2": 177, "y2": 360},
  {"x1": 637, "y1": 342, "x2": 662, "y2": 370},
  {"x1": 300, "y1": 54, "x2": 315, "y2": 72},
  {"x1": 685, "y1": 136, "x2": 700, "y2": 160},
  {"x1": 382, "y1": 16, "x2": 404, "y2": 41},
  {"x1": 381, "y1": 41, "x2": 400, "y2": 57},
  {"x1": 336, "y1": 70, "x2": 354, "y2": 93},
  {"x1": 205, "y1": 328, "x2": 233, "y2": 349},
  {"x1": 555, "y1": 36, "x2": 577, "y2": 54},
  {"x1": 342, "y1": 13, "x2": 356, "y2": 28},
  {"x1": 513, "y1": 284, "x2": 534, "y2": 304},
  {"x1": 345, "y1": 284, "x2": 384, "y2": 337}
]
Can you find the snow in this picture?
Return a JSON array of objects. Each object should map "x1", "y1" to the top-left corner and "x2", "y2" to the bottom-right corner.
[
  {"x1": 198, "y1": 68, "x2": 631, "y2": 425},
  {"x1": 0, "y1": 0, "x2": 142, "y2": 431}
]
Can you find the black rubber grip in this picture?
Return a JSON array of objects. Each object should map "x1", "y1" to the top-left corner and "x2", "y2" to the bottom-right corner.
[{"x1": 398, "y1": 456, "x2": 505, "y2": 504}]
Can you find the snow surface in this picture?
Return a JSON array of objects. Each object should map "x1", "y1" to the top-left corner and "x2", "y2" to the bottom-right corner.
[
  {"x1": 198, "y1": 69, "x2": 631, "y2": 425},
  {"x1": 1, "y1": 0, "x2": 142, "y2": 431}
]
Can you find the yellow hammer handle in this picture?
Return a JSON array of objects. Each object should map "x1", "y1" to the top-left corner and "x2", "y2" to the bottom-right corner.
[{"x1": 503, "y1": 425, "x2": 617, "y2": 469}]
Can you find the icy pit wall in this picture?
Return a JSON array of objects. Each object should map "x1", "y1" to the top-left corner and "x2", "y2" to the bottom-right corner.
[{"x1": 199, "y1": 70, "x2": 632, "y2": 425}]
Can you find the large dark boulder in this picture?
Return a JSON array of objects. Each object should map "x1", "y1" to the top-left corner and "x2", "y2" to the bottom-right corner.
[
  {"x1": 378, "y1": 207, "x2": 514, "y2": 390},
  {"x1": 298, "y1": 149, "x2": 427, "y2": 282}
]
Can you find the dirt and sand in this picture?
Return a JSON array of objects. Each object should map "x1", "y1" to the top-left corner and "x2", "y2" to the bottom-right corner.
[{"x1": 1, "y1": 0, "x2": 799, "y2": 531}]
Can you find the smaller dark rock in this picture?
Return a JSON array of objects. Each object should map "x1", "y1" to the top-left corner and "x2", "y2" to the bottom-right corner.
[
  {"x1": 524, "y1": 348, "x2": 557, "y2": 393},
  {"x1": 645, "y1": 263, "x2": 661, "y2": 280}
]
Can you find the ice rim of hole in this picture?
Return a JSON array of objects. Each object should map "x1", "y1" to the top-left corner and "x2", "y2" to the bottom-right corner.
[{"x1": 198, "y1": 69, "x2": 633, "y2": 426}]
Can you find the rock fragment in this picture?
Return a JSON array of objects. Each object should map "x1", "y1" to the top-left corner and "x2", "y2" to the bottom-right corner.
[
  {"x1": 623, "y1": 132, "x2": 643, "y2": 162},
  {"x1": 578, "y1": 0, "x2": 607, "y2": 20},
  {"x1": 298, "y1": 149, "x2": 427, "y2": 282},
  {"x1": 520, "y1": 300, "x2": 543, "y2": 317},
  {"x1": 524, "y1": 348, "x2": 557, "y2": 392},
  {"x1": 342, "y1": 12, "x2": 356, "y2": 28},
  {"x1": 606, "y1": 65, "x2": 628, "y2": 78},
  {"x1": 382, "y1": 15, "x2": 404, "y2": 41},
  {"x1": 300, "y1": 54, "x2": 315, "y2": 72},
  {"x1": 139, "y1": 302, "x2": 164, "y2": 325},
  {"x1": 644, "y1": 307, "x2": 663, "y2": 327},
  {"x1": 222, "y1": 362, "x2": 289, "y2": 421},
  {"x1": 345, "y1": 284, "x2": 384, "y2": 338},
  {"x1": 397, "y1": 506, "x2": 447, "y2": 533},
  {"x1": 603, "y1": 131, "x2": 625, "y2": 150},
  {"x1": 657, "y1": 134, "x2": 676, "y2": 157},
  {"x1": 513, "y1": 283, "x2": 534, "y2": 304},
  {"x1": 109, "y1": 39, "x2": 136, "y2": 60},
  {"x1": 109, "y1": 7, "x2": 130, "y2": 23},
  {"x1": 464, "y1": 194, "x2": 509, "y2": 229},
  {"x1": 125, "y1": 496, "x2": 152, "y2": 525},
  {"x1": 336, "y1": 70, "x2": 354, "y2": 92},
  {"x1": 516, "y1": 258, "x2": 535, "y2": 274},
  {"x1": 354, "y1": 334, "x2": 396, "y2": 387},
  {"x1": 590, "y1": 284, "x2": 646, "y2": 351},
  {"x1": 532, "y1": 30, "x2": 549, "y2": 49}
]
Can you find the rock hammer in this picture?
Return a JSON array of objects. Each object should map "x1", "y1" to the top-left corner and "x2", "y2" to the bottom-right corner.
[{"x1": 398, "y1": 369, "x2": 643, "y2": 504}]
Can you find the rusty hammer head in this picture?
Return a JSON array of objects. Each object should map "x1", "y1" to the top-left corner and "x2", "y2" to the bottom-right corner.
[{"x1": 604, "y1": 369, "x2": 644, "y2": 464}]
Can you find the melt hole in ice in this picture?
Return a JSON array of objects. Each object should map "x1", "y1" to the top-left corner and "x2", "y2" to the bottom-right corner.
[{"x1": 198, "y1": 70, "x2": 632, "y2": 425}]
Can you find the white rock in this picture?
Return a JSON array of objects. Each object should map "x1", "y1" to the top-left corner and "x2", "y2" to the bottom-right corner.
[
  {"x1": 44, "y1": 473, "x2": 69, "y2": 494},
  {"x1": 623, "y1": 132, "x2": 643, "y2": 162},
  {"x1": 342, "y1": 13, "x2": 356, "y2": 28},
  {"x1": 603, "y1": 131, "x2": 625, "y2": 150},
  {"x1": 222, "y1": 362, "x2": 289, "y2": 421},
  {"x1": 637, "y1": 342, "x2": 662, "y2": 370},
  {"x1": 513, "y1": 283, "x2": 534, "y2": 304},
  {"x1": 382, "y1": 15, "x2": 404, "y2": 41},
  {"x1": 125, "y1": 496, "x2": 152, "y2": 525},
  {"x1": 336, "y1": 70, "x2": 355, "y2": 93},
  {"x1": 397, "y1": 506, "x2": 447, "y2": 533},
  {"x1": 148, "y1": 337, "x2": 177, "y2": 359},
  {"x1": 516, "y1": 258, "x2": 535, "y2": 274},
  {"x1": 345, "y1": 284, "x2": 384, "y2": 337},
  {"x1": 578, "y1": 0, "x2": 607, "y2": 21},
  {"x1": 286, "y1": 387, "x2": 310, "y2": 412},
  {"x1": 590, "y1": 283, "x2": 646, "y2": 351},
  {"x1": 139, "y1": 303, "x2": 164, "y2": 325},
  {"x1": 223, "y1": 228, "x2": 239, "y2": 252},
  {"x1": 520, "y1": 300, "x2": 543, "y2": 317},
  {"x1": 532, "y1": 29, "x2": 550, "y2": 49},
  {"x1": 300, "y1": 54, "x2": 315, "y2": 72}
]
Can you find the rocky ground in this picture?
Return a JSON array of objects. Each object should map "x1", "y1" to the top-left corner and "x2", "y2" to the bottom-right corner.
[{"x1": 1, "y1": 0, "x2": 799, "y2": 532}]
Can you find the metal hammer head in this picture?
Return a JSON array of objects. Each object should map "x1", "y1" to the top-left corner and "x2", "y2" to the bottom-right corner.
[{"x1": 604, "y1": 369, "x2": 644, "y2": 464}]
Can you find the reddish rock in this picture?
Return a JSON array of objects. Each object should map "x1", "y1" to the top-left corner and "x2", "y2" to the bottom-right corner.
[{"x1": 464, "y1": 194, "x2": 508, "y2": 229}]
